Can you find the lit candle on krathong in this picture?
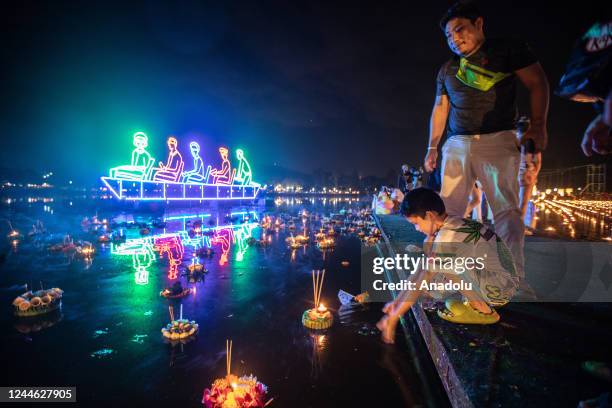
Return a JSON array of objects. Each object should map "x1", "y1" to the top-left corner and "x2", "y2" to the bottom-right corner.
[
  {"x1": 302, "y1": 269, "x2": 333, "y2": 330},
  {"x1": 202, "y1": 340, "x2": 270, "y2": 407}
]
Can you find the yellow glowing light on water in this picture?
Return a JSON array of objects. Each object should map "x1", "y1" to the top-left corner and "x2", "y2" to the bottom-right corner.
[{"x1": 545, "y1": 226, "x2": 555, "y2": 232}]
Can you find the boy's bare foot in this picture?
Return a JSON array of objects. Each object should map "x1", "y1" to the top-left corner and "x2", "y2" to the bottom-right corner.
[{"x1": 376, "y1": 315, "x2": 398, "y2": 344}]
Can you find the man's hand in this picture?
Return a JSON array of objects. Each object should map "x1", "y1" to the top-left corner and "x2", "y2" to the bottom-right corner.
[
  {"x1": 519, "y1": 125, "x2": 548, "y2": 152},
  {"x1": 516, "y1": 63, "x2": 549, "y2": 152},
  {"x1": 582, "y1": 114, "x2": 612, "y2": 156},
  {"x1": 424, "y1": 149, "x2": 438, "y2": 172}
]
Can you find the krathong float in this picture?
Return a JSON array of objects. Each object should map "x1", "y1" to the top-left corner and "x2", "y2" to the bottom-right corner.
[
  {"x1": 317, "y1": 237, "x2": 335, "y2": 250},
  {"x1": 285, "y1": 235, "x2": 303, "y2": 250},
  {"x1": 160, "y1": 282, "x2": 194, "y2": 299},
  {"x1": 13, "y1": 287, "x2": 63, "y2": 317},
  {"x1": 302, "y1": 270, "x2": 333, "y2": 330},
  {"x1": 161, "y1": 305, "x2": 198, "y2": 341},
  {"x1": 202, "y1": 340, "x2": 270, "y2": 408},
  {"x1": 101, "y1": 132, "x2": 261, "y2": 201}
]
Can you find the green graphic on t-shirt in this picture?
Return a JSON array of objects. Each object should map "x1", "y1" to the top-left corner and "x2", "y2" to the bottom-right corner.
[
  {"x1": 452, "y1": 219, "x2": 485, "y2": 244},
  {"x1": 456, "y1": 58, "x2": 511, "y2": 91},
  {"x1": 495, "y1": 237, "x2": 517, "y2": 276}
]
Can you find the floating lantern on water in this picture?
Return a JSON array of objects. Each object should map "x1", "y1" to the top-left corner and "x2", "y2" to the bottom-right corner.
[
  {"x1": 302, "y1": 270, "x2": 333, "y2": 330},
  {"x1": 314, "y1": 229, "x2": 326, "y2": 242},
  {"x1": 317, "y1": 237, "x2": 335, "y2": 250},
  {"x1": 98, "y1": 234, "x2": 111, "y2": 243},
  {"x1": 202, "y1": 340, "x2": 270, "y2": 408},
  {"x1": 188, "y1": 258, "x2": 207, "y2": 273},
  {"x1": 294, "y1": 233, "x2": 309, "y2": 244},
  {"x1": 78, "y1": 243, "x2": 95, "y2": 258},
  {"x1": 7, "y1": 229, "x2": 21, "y2": 240},
  {"x1": 285, "y1": 235, "x2": 303, "y2": 250},
  {"x1": 162, "y1": 305, "x2": 198, "y2": 341},
  {"x1": 13, "y1": 287, "x2": 63, "y2": 317},
  {"x1": 341, "y1": 261, "x2": 349, "y2": 267}
]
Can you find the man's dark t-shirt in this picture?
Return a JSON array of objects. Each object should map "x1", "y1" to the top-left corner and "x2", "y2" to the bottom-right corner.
[{"x1": 436, "y1": 38, "x2": 538, "y2": 137}]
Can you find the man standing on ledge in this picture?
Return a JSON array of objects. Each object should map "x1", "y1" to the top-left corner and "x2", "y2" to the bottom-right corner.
[{"x1": 423, "y1": 2, "x2": 549, "y2": 294}]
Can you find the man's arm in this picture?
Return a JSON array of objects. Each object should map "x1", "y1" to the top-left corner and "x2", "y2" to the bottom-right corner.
[
  {"x1": 515, "y1": 62, "x2": 549, "y2": 151},
  {"x1": 424, "y1": 94, "x2": 450, "y2": 172}
]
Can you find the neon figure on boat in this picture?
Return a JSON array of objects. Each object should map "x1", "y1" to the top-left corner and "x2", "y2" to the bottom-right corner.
[
  {"x1": 234, "y1": 149, "x2": 252, "y2": 186},
  {"x1": 181, "y1": 141, "x2": 206, "y2": 183},
  {"x1": 109, "y1": 132, "x2": 154, "y2": 180},
  {"x1": 153, "y1": 137, "x2": 184, "y2": 182},
  {"x1": 209, "y1": 146, "x2": 232, "y2": 185}
]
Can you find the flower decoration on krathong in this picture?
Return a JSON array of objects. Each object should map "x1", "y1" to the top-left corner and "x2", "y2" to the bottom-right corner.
[{"x1": 202, "y1": 340, "x2": 270, "y2": 408}]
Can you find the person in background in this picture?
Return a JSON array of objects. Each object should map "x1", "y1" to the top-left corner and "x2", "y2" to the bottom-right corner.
[
  {"x1": 398, "y1": 164, "x2": 411, "y2": 193},
  {"x1": 556, "y1": 19, "x2": 611, "y2": 156},
  {"x1": 516, "y1": 116, "x2": 542, "y2": 226},
  {"x1": 409, "y1": 166, "x2": 425, "y2": 190},
  {"x1": 464, "y1": 182, "x2": 483, "y2": 222}
]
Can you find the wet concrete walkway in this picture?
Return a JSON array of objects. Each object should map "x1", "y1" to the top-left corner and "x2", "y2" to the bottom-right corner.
[{"x1": 375, "y1": 213, "x2": 612, "y2": 408}]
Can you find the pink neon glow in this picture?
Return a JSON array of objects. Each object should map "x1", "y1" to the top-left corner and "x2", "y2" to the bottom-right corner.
[
  {"x1": 211, "y1": 227, "x2": 234, "y2": 266},
  {"x1": 153, "y1": 137, "x2": 184, "y2": 182},
  {"x1": 209, "y1": 146, "x2": 232, "y2": 185},
  {"x1": 154, "y1": 235, "x2": 184, "y2": 280}
]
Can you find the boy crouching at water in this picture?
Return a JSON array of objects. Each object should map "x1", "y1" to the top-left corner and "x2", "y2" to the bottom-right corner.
[{"x1": 377, "y1": 188, "x2": 519, "y2": 344}]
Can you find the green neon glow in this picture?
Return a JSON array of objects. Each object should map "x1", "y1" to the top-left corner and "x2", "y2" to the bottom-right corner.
[
  {"x1": 109, "y1": 132, "x2": 155, "y2": 180},
  {"x1": 234, "y1": 149, "x2": 252, "y2": 186},
  {"x1": 234, "y1": 223, "x2": 255, "y2": 262}
]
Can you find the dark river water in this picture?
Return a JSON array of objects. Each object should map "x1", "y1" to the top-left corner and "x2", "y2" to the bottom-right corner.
[{"x1": 0, "y1": 198, "x2": 442, "y2": 407}]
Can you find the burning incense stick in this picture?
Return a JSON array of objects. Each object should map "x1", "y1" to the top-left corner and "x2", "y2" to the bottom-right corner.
[
  {"x1": 311, "y1": 269, "x2": 325, "y2": 308},
  {"x1": 226, "y1": 339, "x2": 233, "y2": 377}
]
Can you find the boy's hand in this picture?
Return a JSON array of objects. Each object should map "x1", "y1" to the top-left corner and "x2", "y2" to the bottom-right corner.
[{"x1": 382, "y1": 301, "x2": 396, "y2": 315}]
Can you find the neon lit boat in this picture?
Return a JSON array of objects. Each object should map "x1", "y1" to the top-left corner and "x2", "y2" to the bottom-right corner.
[
  {"x1": 101, "y1": 132, "x2": 261, "y2": 201},
  {"x1": 100, "y1": 177, "x2": 261, "y2": 201}
]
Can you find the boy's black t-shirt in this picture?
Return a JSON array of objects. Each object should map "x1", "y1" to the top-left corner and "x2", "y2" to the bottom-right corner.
[{"x1": 436, "y1": 38, "x2": 538, "y2": 137}]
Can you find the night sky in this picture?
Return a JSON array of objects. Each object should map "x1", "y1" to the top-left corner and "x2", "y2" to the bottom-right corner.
[{"x1": 1, "y1": 1, "x2": 610, "y2": 184}]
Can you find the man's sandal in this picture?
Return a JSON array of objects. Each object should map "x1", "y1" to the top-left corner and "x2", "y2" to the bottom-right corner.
[{"x1": 437, "y1": 298, "x2": 500, "y2": 324}]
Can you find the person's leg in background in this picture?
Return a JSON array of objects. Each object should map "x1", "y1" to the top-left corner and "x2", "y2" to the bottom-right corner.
[
  {"x1": 464, "y1": 182, "x2": 483, "y2": 221},
  {"x1": 440, "y1": 136, "x2": 476, "y2": 218},
  {"x1": 471, "y1": 131, "x2": 529, "y2": 295}
]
